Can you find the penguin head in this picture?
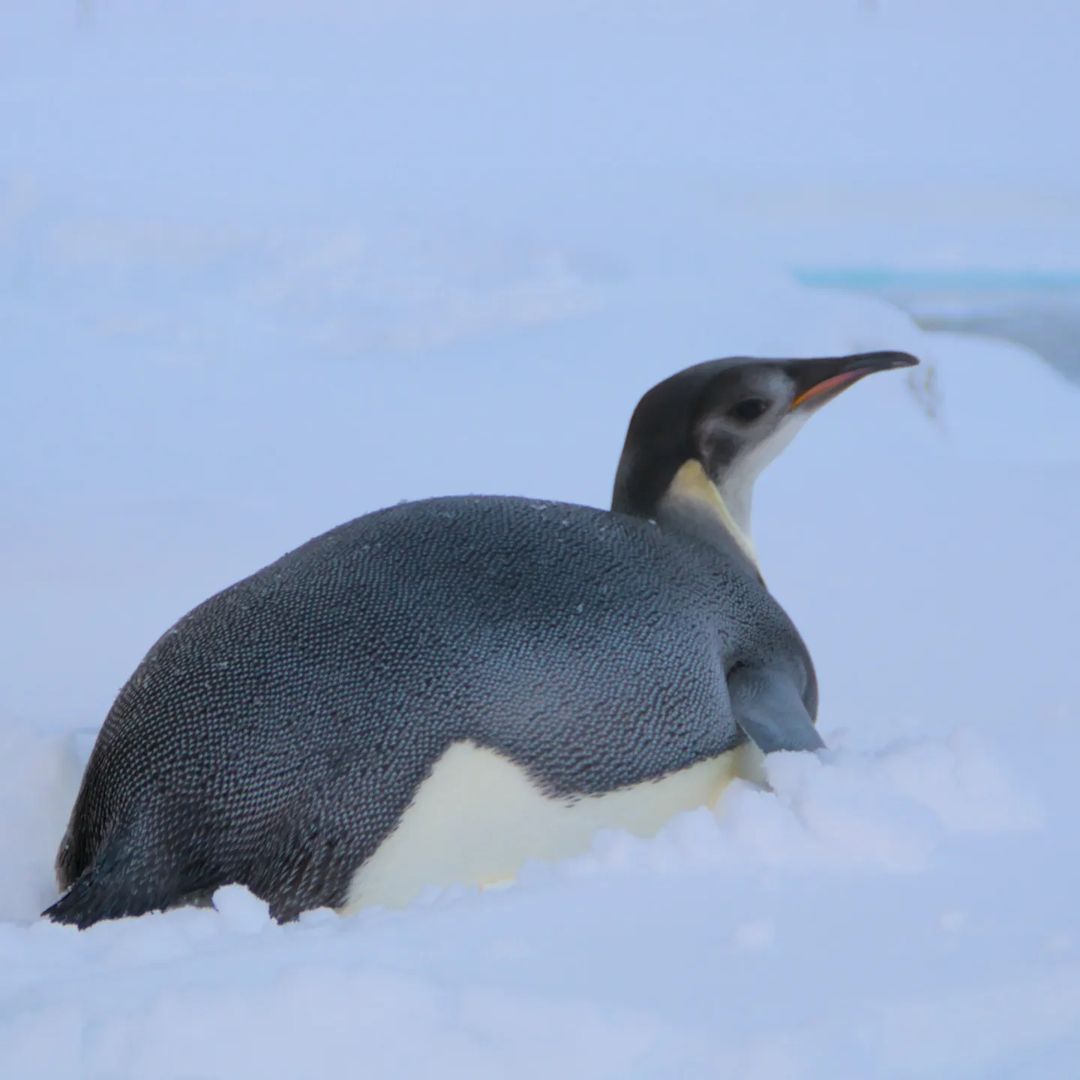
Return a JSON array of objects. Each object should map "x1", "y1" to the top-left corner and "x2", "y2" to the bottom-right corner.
[{"x1": 612, "y1": 351, "x2": 918, "y2": 563}]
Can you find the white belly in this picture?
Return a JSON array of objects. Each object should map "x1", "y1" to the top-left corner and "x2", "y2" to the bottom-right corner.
[{"x1": 342, "y1": 740, "x2": 761, "y2": 912}]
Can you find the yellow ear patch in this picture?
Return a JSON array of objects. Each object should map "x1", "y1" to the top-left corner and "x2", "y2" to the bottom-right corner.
[{"x1": 665, "y1": 459, "x2": 759, "y2": 568}]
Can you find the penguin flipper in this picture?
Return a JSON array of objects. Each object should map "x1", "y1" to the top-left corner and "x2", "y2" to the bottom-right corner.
[{"x1": 728, "y1": 665, "x2": 825, "y2": 754}]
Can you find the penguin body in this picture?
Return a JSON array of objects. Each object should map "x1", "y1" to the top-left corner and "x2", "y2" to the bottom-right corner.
[{"x1": 46, "y1": 351, "x2": 916, "y2": 927}]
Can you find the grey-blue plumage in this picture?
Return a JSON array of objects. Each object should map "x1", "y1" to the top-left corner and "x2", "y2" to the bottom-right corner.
[{"x1": 46, "y1": 351, "x2": 916, "y2": 927}]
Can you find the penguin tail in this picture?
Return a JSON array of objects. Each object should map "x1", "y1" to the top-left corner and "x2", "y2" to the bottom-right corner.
[{"x1": 42, "y1": 823, "x2": 178, "y2": 929}]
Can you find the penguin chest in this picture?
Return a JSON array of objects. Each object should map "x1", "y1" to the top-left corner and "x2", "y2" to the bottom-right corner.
[{"x1": 342, "y1": 740, "x2": 760, "y2": 913}]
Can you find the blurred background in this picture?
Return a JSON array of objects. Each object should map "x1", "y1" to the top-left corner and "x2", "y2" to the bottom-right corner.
[
  {"x1": 3, "y1": 0, "x2": 1079, "y2": 834},
  {"x1": 4, "y1": 5, "x2": 1080, "y2": 1074},
  {"x1": 8, "y1": 0, "x2": 1080, "y2": 734}
]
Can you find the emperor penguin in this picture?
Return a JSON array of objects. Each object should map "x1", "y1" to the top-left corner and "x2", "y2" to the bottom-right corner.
[{"x1": 45, "y1": 350, "x2": 917, "y2": 927}]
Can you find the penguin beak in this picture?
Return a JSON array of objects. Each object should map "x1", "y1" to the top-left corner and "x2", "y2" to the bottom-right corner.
[{"x1": 789, "y1": 351, "x2": 919, "y2": 411}]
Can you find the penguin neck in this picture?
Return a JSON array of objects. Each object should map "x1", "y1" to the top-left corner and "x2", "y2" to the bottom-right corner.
[
  {"x1": 717, "y1": 476, "x2": 753, "y2": 546},
  {"x1": 656, "y1": 460, "x2": 760, "y2": 573}
]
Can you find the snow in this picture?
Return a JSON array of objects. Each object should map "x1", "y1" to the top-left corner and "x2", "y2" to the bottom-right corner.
[{"x1": 3, "y1": 1, "x2": 1080, "y2": 1077}]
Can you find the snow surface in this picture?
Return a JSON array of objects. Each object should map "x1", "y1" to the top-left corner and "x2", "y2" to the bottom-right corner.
[{"x1": 3, "y1": 2, "x2": 1080, "y2": 1077}]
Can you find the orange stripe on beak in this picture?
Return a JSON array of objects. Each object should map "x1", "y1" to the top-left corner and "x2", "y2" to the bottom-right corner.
[{"x1": 790, "y1": 368, "x2": 869, "y2": 411}]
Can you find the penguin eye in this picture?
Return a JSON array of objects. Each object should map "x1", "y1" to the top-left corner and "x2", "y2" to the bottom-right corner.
[{"x1": 728, "y1": 398, "x2": 770, "y2": 423}]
